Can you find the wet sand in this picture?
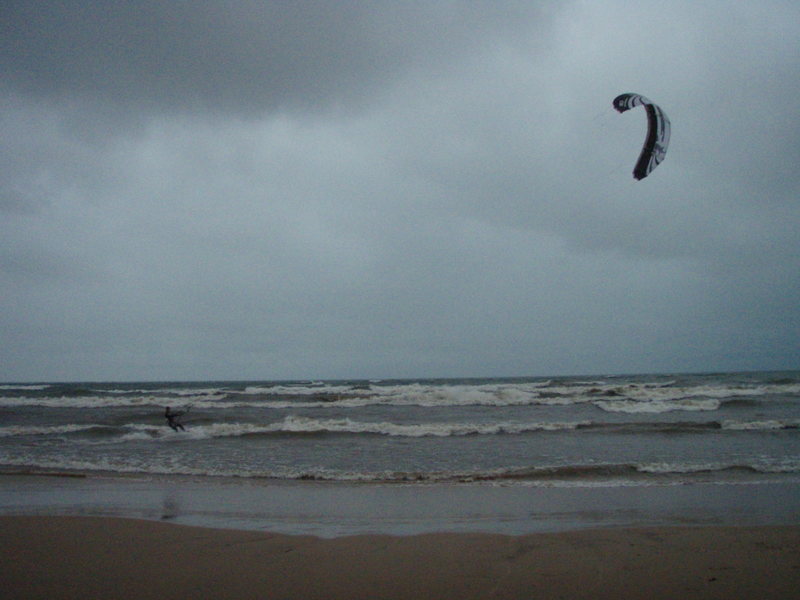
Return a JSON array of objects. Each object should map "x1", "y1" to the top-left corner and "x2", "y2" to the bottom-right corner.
[
  {"x1": 4, "y1": 473, "x2": 800, "y2": 537},
  {"x1": 2, "y1": 516, "x2": 799, "y2": 599}
]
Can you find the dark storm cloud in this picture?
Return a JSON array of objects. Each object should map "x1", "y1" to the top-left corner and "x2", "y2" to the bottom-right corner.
[{"x1": 1, "y1": 1, "x2": 551, "y2": 116}]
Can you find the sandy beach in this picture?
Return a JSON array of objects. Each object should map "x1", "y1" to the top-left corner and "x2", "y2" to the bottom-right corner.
[{"x1": 2, "y1": 516, "x2": 799, "y2": 600}]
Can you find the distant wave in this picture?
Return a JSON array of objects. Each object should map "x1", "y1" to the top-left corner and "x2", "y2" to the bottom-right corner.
[
  {"x1": 0, "y1": 395, "x2": 225, "y2": 409},
  {"x1": 583, "y1": 382, "x2": 800, "y2": 403},
  {"x1": 3, "y1": 379, "x2": 797, "y2": 410},
  {"x1": 238, "y1": 384, "x2": 359, "y2": 396},
  {"x1": 95, "y1": 387, "x2": 226, "y2": 397},
  {"x1": 0, "y1": 384, "x2": 51, "y2": 391}
]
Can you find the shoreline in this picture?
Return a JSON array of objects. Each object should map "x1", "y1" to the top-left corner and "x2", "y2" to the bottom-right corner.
[{"x1": 3, "y1": 516, "x2": 799, "y2": 599}]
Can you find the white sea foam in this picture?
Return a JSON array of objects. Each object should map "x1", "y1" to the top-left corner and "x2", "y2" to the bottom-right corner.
[
  {"x1": 722, "y1": 419, "x2": 799, "y2": 431},
  {"x1": 638, "y1": 460, "x2": 800, "y2": 474},
  {"x1": 0, "y1": 453, "x2": 262, "y2": 479},
  {"x1": 107, "y1": 417, "x2": 589, "y2": 441},
  {"x1": 575, "y1": 381, "x2": 800, "y2": 403},
  {"x1": 0, "y1": 451, "x2": 437, "y2": 481},
  {"x1": 638, "y1": 461, "x2": 726, "y2": 474},
  {"x1": 364, "y1": 382, "x2": 581, "y2": 408},
  {"x1": 1, "y1": 379, "x2": 796, "y2": 410},
  {"x1": 368, "y1": 379, "x2": 800, "y2": 408},
  {"x1": 0, "y1": 384, "x2": 50, "y2": 391},
  {"x1": 97, "y1": 386, "x2": 226, "y2": 397},
  {"x1": 594, "y1": 398, "x2": 722, "y2": 414},
  {"x1": 5, "y1": 453, "x2": 797, "y2": 485},
  {"x1": 0, "y1": 424, "x2": 101, "y2": 437},
  {"x1": 238, "y1": 384, "x2": 357, "y2": 396},
  {"x1": 264, "y1": 416, "x2": 587, "y2": 437},
  {"x1": 6, "y1": 417, "x2": 795, "y2": 442},
  {"x1": 0, "y1": 395, "x2": 223, "y2": 409},
  {"x1": 0, "y1": 391, "x2": 560, "y2": 410}
]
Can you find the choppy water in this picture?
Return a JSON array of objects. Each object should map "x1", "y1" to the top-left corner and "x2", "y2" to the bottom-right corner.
[{"x1": 2, "y1": 371, "x2": 799, "y2": 487}]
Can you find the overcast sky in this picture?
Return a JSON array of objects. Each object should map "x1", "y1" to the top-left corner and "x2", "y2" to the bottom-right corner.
[{"x1": 2, "y1": 1, "x2": 798, "y2": 382}]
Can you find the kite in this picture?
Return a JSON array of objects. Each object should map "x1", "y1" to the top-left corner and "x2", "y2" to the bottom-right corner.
[{"x1": 613, "y1": 93, "x2": 670, "y2": 180}]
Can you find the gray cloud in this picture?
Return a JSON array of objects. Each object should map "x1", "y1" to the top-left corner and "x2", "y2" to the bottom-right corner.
[
  {"x1": 1, "y1": 1, "x2": 551, "y2": 116},
  {"x1": 1, "y1": 1, "x2": 798, "y2": 381}
]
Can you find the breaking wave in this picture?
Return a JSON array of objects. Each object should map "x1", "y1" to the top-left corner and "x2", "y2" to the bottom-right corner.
[
  {"x1": 1, "y1": 417, "x2": 797, "y2": 442},
  {"x1": 0, "y1": 384, "x2": 51, "y2": 391},
  {"x1": 3, "y1": 457, "x2": 799, "y2": 486},
  {"x1": 0, "y1": 424, "x2": 106, "y2": 437},
  {"x1": 106, "y1": 417, "x2": 590, "y2": 442},
  {"x1": 2, "y1": 378, "x2": 797, "y2": 411},
  {"x1": 594, "y1": 398, "x2": 722, "y2": 414}
]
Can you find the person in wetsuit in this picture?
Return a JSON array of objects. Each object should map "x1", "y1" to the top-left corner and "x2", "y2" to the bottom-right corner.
[{"x1": 164, "y1": 406, "x2": 186, "y2": 431}]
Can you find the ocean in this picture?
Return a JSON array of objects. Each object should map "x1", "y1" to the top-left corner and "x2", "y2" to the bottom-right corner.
[
  {"x1": 2, "y1": 371, "x2": 800, "y2": 535},
  {"x1": 2, "y1": 371, "x2": 799, "y2": 485}
]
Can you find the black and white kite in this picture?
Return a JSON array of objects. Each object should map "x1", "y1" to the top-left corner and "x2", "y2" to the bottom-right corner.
[{"x1": 613, "y1": 93, "x2": 670, "y2": 180}]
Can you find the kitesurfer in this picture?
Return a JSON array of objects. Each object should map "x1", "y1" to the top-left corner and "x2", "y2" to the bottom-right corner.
[{"x1": 164, "y1": 406, "x2": 186, "y2": 431}]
